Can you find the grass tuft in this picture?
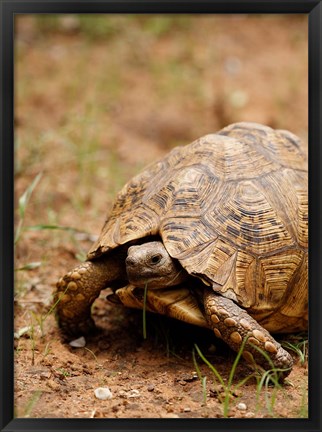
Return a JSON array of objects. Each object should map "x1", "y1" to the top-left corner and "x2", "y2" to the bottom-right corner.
[
  {"x1": 193, "y1": 337, "x2": 253, "y2": 417},
  {"x1": 281, "y1": 335, "x2": 308, "y2": 366}
]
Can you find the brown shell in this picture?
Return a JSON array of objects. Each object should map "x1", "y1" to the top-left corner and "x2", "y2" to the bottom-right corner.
[{"x1": 88, "y1": 122, "x2": 308, "y2": 329}]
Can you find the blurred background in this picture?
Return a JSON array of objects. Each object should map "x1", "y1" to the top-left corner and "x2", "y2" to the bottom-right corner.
[{"x1": 15, "y1": 14, "x2": 308, "y2": 240}]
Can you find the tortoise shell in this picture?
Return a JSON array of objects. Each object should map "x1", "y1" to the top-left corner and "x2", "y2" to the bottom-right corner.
[{"x1": 88, "y1": 122, "x2": 308, "y2": 332}]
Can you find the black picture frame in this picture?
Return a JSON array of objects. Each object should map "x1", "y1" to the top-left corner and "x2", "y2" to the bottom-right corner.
[{"x1": 1, "y1": 1, "x2": 321, "y2": 431}]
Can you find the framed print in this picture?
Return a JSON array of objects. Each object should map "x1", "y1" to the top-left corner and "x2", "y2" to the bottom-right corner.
[{"x1": 1, "y1": 1, "x2": 321, "y2": 431}]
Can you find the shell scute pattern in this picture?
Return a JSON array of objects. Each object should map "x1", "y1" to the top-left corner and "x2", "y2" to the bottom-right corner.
[
  {"x1": 234, "y1": 251, "x2": 257, "y2": 306},
  {"x1": 218, "y1": 123, "x2": 306, "y2": 172},
  {"x1": 160, "y1": 167, "x2": 218, "y2": 218},
  {"x1": 161, "y1": 217, "x2": 218, "y2": 258},
  {"x1": 88, "y1": 159, "x2": 167, "y2": 256},
  {"x1": 87, "y1": 122, "x2": 307, "y2": 323},
  {"x1": 197, "y1": 134, "x2": 279, "y2": 181},
  {"x1": 254, "y1": 250, "x2": 304, "y2": 310},
  {"x1": 202, "y1": 180, "x2": 295, "y2": 255}
]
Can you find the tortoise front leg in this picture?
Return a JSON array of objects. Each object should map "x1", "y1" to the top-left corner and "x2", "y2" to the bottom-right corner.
[
  {"x1": 55, "y1": 253, "x2": 125, "y2": 338},
  {"x1": 203, "y1": 290, "x2": 293, "y2": 379}
]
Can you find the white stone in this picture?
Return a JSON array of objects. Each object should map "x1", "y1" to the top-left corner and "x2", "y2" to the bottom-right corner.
[
  {"x1": 14, "y1": 326, "x2": 32, "y2": 339},
  {"x1": 94, "y1": 387, "x2": 113, "y2": 400},
  {"x1": 237, "y1": 402, "x2": 247, "y2": 411},
  {"x1": 69, "y1": 336, "x2": 86, "y2": 348}
]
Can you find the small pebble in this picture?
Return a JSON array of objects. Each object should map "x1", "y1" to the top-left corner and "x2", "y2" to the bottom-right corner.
[
  {"x1": 119, "y1": 390, "x2": 127, "y2": 398},
  {"x1": 69, "y1": 336, "x2": 86, "y2": 348},
  {"x1": 183, "y1": 407, "x2": 191, "y2": 412},
  {"x1": 46, "y1": 379, "x2": 60, "y2": 391},
  {"x1": 128, "y1": 389, "x2": 141, "y2": 398},
  {"x1": 147, "y1": 385, "x2": 155, "y2": 392},
  {"x1": 39, "y1": 371, "x2": 51, "y2": 380},
  {"x1": 119, "y1": 389, "x2": 141, "y2": 398},
  {"x1": 236, "y1": 402, "x2": 247, "y2": 411},
  {"x1": 94, "y1": 387, "x2": 113, "y2": 400}
]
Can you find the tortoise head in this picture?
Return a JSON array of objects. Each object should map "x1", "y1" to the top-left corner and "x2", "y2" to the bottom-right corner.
[{"x1": 125, "y1": 241, "x2": 187, "y2": 289}]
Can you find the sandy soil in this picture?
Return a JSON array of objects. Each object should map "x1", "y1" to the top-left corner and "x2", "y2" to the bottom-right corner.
[{"x1": 14, "y1": 14, "x2": 308, "y2": 419}]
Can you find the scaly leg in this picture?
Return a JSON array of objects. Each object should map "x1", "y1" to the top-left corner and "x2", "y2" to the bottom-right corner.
[
  {"x1": 55, "y1": 252, "x2": 125, "y2": 337},
  {"x1": 203, "y1": 289, "x2": 293, "y2": 379}
]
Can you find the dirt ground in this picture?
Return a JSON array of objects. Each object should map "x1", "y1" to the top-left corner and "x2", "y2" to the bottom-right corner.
[{"x1": 14, "y1": 14, "x2": 308, "y2": 419}]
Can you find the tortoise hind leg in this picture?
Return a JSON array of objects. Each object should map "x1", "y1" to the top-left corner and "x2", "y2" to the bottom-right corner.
[{"x1": 203, "y1": 289, "x2": 293, "y2": 380}]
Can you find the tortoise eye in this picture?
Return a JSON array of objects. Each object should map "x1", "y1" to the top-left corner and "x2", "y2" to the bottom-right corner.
[{"x1": 151, "y1": 254, "x2": 162, "y2": 264}]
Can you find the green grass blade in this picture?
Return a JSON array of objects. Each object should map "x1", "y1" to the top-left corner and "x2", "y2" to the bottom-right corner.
[
  {"x1": 22, "y1": 390, "x2": 43, "y2": 417},
  {"x1": 251, "y1": 343, "x2": 292, "y2": 382},
  {"x1": 143, "y1": 282, "x2": 148, "y2": 339},
  {"x1": 194, "y1": 344, "x2": 225, "y2": 387},
  {"x1": 192, "y1": 347, "x2": 207, "y2": 405},
  {"x1": 25, "y1": 224, "x2": 78, "y2": 231},
  {"x1": 15, "y1": 172, "x2": 43, "y2": 244},
  {"x1": 281, "y1": 340, "x2": 307, "y2": 365},
  {"x1": 42, "y1": 284, "x2": 70, "y2": 321},
  {"x1": 15, "y1": 261, "x2": 42, "y2": 271},
  {"x1": 227, "y1": 336, "x2": 248, "y2": 388},
  {"x1": 18, "y1": 172, "x2": 43, "y2": 219}
]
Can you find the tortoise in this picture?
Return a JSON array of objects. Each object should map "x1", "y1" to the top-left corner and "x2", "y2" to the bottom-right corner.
[{"x1": 55, "y1": 122, "x2": 308, "y2": 377}]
